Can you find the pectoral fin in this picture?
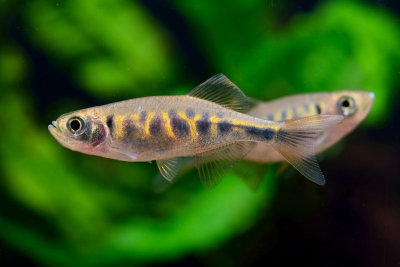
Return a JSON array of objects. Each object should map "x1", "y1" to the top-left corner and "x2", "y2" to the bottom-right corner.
[
  {"x1": 153, "y1": 157, "x2": 196, "y2": 192},
  {"x1": 156, "y1": 157, "x2": 185, "y2": 183}
]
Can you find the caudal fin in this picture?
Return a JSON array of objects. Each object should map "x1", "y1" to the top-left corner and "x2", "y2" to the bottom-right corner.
[{"x1": 271, "y1": 115, "x2": 344, "y2": 185}]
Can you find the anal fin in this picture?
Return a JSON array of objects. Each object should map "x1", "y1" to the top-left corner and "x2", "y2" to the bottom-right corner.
[{"x1": 195, "y1": 142, "x2": 255, "y2": 189}]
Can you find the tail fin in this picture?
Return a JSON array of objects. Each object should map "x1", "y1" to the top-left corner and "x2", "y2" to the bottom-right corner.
[{"x1": 271, "y1": 115, "x2": 344, "y2": 185}]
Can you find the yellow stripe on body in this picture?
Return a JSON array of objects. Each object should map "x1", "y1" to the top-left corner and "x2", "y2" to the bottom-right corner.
[
  {"x1": 113, "y1": 114, "x2": 126, "y2": 142},
  {"x1": 209, "y1": 115, "x2": 220, "y2": 138},
  {"x1": 144, "y1": 112, "x2": 155, "y2": 136},
  {"x1": 180, "y1": 111, "x2": 199, "y2": 139},
  {"x1": 294, "y1": 106, "x2": 303, "y2": 117},
  {"x1": 161, "y1": 111, "x2": 175, "y2": 138},
  {"x1": 285, "y1": 108, "x2": 294, "y2": 120},
  {"x1": 308, "y1": 104, "x2": 316, "y2": 115}
]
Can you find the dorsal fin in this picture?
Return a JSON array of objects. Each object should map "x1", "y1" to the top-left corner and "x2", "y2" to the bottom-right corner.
[{"x1": 188, "y1": 74, "x2": 250, "y2": 113}]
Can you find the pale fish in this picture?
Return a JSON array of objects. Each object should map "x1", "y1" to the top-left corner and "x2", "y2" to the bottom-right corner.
[
  {"x1": 48, "y1": 74, "x2": 343, "y2": 188},
  {"x1": 245, "y1": 91, "x2": 374, "y2": 162}
]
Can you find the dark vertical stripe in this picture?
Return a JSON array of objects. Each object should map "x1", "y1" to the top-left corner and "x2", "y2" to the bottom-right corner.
[
  {"x1": 186, "y1": 108, "x2": 195, "y2": 119},
  {"x1": 196, "y1": 112, "x2": 211, "y2": 136},
  {"x1": 149, "y1": 116, "x2": 163, "y2": 136},
  {"x1": 281, "y1": 111, "x2": 286, "y2": 120},
  {"x1": 315, "y1": 104, "x2": 321, "y2": 114},
  {"x1": 171, "y1": 117, "x2": 190, "y2": 137},
  {"x1": 217, "y1": 111, "x2": 224, "y2": 118},
  {"x1": 168, "y1": 109, "x2": 177, "y2": 117},
  {"x1": 169, "y1": 109, "x2": 190, "y2": 137},
  {"x1": 122, "y1": 117, "x2": 137, "y2": 142},
  {"x1": 196, "y1": 119, "x2": 211, "y2": 136},
  {"x1": 106, "y1": 115, "x2": 114, "y2": 134},
  {"x1": 267, "y1": 114, "x2": 274, "y2": 121}
]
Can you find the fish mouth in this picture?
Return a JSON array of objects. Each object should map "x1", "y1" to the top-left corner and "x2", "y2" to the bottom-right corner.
[
  {"x1": 48, "y1": 121, "x2": 57, "y2": 131},
  {"x1": 361, "y1": 91, "x2": 375, "y2": 117},
  {"x1": 368, "y1": 92, "x2": 375, "y2": 100},
  {"x1": 48, "y1": 121, "x2": 62, "y2": 139},
  {"x1": 48, "y1": 120, "x2": 81, "y2": 150}
]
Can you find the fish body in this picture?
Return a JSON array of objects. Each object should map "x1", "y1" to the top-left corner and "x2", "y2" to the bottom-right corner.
[
  {"x1": 153, "y1": 90, "x2": 374, "y2": 192},
  {"x1": 245, "y1": 91, "x2": 374, "y2": 162},
  {"x1": 63, "y1": 95, "x2": 280, "y2": 162},
  {"x1": 49, "y1": 74, "x2": 343, "y2": 188}
]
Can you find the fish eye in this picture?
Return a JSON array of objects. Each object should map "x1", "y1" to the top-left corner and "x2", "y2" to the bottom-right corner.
[
  {"x1": 338, "y1": 96, "x2": 356, "y2": 116},
  {"x1": 67, "y1": 117, "x2": 86, "y2": 135}
]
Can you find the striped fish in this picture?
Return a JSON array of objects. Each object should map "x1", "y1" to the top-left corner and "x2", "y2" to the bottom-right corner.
[
  {"x1": 48, "y1": 74, "x2": 343, "y2": 188},
  {"x1": 153, "y1": 90, "x2": 374, "y2": 192},
  {"x1": 245, "y1": 90, "x2": 374, "y2": 162}
]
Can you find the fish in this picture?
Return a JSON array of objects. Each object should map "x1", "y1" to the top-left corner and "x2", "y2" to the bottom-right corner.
[
  {"x1": 153, "y1": 90, "x2": 374, "y2": 192},
  {"x1": 48, "y1": 74, "x2": 343, "y2": 189},
  {"x1": 245, "y1": 90, "x2": 375, "y2": 162}
]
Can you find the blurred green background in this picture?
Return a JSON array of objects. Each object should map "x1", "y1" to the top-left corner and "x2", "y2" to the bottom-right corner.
[{"x1": 1, "y1": 0, "x2": 400, "y2": 266}]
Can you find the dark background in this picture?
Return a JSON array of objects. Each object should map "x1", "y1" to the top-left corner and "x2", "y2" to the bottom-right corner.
[{"x1": 0, "y1": 0, "x2": 399, "y2": 266}]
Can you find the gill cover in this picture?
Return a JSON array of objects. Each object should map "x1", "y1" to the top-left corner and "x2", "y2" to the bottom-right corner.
[{"x1": 67, "y1": 116, "x2": 107, "y2": 148}]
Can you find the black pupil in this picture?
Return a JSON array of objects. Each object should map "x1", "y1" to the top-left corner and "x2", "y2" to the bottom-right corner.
[
  {"x1": 70, "y1": 119, "x2": 81, "y2": 132},
  {"x1": 342, "y1": 99, "x2": 350, "y2": 108}
]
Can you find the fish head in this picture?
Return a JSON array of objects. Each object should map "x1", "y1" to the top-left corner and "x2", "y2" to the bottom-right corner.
[
  {"x1": 323, "y1": 90, "x2": 374, "y2": 126},
  {"x1": 314, "y1": 90, "x2": 374, "y2": 151},
  {"x1": 48, "y1": 108, "x2": 109, "y2": 155}
]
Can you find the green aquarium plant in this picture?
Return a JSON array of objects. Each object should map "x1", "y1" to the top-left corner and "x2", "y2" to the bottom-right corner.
[{"x1": 0, "y1": 0, "x2": 398, "y2": 266}]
